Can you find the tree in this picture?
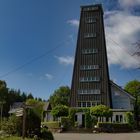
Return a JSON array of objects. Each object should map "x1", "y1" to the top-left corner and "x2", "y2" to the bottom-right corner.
[
  {"x1": 0, "y1": 80, "x2": 8, "y2": 117},
  {"x1": 26, "y1": 99, "x2": 44, "y2": 120},
  {"x1": 124, "y1": 80, "x2": 140, "y2": 128},
  {"x1": 133, "y1": 41, "x2": 140, "y2": 57},
  {"x1": 51, "y1": 105, "x2": 69, "y2": 118},
  {"x1": 26, "y1": 108, "x2": 41, "y2": 137},
  {"x1": 133, "y1": 41, "x2": 140, "y2": 68},
  {"x1": 49, "y1": 86, "x2": 70, "y2": 107},
  {"x1": 27, "y1": 93, "x2": 34, "y2": 99}
]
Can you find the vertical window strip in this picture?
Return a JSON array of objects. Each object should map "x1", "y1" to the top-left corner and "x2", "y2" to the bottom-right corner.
[
  {"x1": 82, "y1": 48, "x2": 98, "y2": 54},
  {"x1": 80, "y1": 76, "x2": 100, "y2": 82},
  {"x1": 84, "y1": 33, "x2": 96, "y2": 38},
  {"x1": 85, "y1": 17, "x2": 96, "y2": 23}
]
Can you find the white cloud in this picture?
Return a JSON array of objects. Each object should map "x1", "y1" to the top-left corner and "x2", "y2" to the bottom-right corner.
[
  {"x1": 104, "y1": 10, "x2": 140, "y2": 68},
  {"x1": 119, "y1": 0, "x2": 140, "y2": 8},
  {"x1": 55, "y1": 56, "x2": 74, "y2": 65},
  {"x1": 67, "y1": 19, "x2": 79, "y2": 27},
  {"x1": 67, "y1": 9, "x2": 140, "y2": 69},
  {"x1": 45, "y1": 73, "x2": 53, "y2": 80}
]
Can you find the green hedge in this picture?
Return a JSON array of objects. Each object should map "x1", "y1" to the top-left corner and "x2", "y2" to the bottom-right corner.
[
  {"x1": 69, "y1": 108, "x2": 76, "y2": 126},
  {"x1": 97, "y1": 122, "x2": 133, "y2": 132},
  {"x1": 40, "y1": 128, "x2": 54, "y2": 140},
  {"x1": 85, "y1": 109, "x2": 92, "y2": 128},
  {"x1": 61, "y1": 117, "x2": 71, "y2": 129},
  {"x1": 69, "y1": 107, "x2": 90, "y2": 127},
  {"x1": 42, "y1": 121, "x2": 60, "y2": 129}
]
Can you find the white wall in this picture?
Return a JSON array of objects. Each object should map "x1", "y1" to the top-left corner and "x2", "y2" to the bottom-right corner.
[
  {"x1": 75, "y1": 112, "x2": 84, "y2": 126},
  {"x1": 45, "y1": 112, "x2": 53, "y2": 121}
]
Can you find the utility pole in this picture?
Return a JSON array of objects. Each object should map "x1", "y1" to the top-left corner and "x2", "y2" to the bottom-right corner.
[
  {"x1": 22, "y1": 104, "x2": 26, "y2": 139},
  {"x1": 0, "y1": 101, "x2": 5, "y2": 130},
  {"x1": 20, "y1": 103, "x2": 33, "y2": 139}
]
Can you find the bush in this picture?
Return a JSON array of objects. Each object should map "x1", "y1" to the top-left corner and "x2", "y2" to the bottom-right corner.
[
  {"x1": 125, "y1": 112, "x2": 135, "y2": 128},
  {"x1": 60, "y1": 117, "x2": 71, "y2": 129},
  {"x1": 1, "y1": 115, "x2": 22, "y2": 136},
  {"x1": 42, "y1": 121, "x2": 60, "y2": 129},
  {"x1": 85, "y1": 109, "x2": 92, "y2": 128},
  {"x1": 69, "y1": 108, "x2": 76, "y2": 126},
  {"x1": 97, "y1": 122, "x2": 133, "y2": 132},
  {"x1": 40, "y1": 128, "x2": 54, "y2": 140}
]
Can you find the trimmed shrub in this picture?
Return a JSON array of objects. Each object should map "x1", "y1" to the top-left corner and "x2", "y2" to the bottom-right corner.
[
  {"x1": 42, "y1": 121, "x2": 60, "y2": 129},
  {"x1": 41, "y1": 128, "x2": 54, "y2": 140},
  {"x1": 97, "y1": 122, "x2": 133, "y2": 132}
]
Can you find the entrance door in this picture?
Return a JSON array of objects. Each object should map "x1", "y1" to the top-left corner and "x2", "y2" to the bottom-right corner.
[{"x1": 82, "y1": 114, "x2": 85, "y2": 127}]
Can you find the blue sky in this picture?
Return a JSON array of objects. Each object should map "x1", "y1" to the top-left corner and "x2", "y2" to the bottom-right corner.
[{"x1": 0, "y1": 0, "x2": 140, "y2": 100}]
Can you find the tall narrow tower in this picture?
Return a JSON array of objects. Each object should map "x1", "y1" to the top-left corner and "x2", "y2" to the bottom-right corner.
[{"x1": 70, "y1": 4, "x2": 112, "y2": 108}]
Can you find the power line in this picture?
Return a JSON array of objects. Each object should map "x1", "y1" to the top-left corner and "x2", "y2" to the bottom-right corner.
[
  {"x1": 0, "y1": 39, "x2": 69, "y2": 79},
  {"x1": 106, "y1": 35, "x2": 140, "y2": 68},
  {"x1": 106, "y1": 38, "x2": 137, "y2": 79},
  {"x1": 107, "y1": 35, "x2": 138, "y2": 59}
]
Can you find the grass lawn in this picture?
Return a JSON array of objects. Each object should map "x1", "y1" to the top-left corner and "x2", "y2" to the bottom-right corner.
[{"x1": 0, "y1": 136, "x2": 33, "y2": 140}]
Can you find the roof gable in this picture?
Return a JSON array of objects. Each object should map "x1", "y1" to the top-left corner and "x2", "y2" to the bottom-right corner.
[{"x1": 110, "y1": 81, "x2": 135, "y2": 100}]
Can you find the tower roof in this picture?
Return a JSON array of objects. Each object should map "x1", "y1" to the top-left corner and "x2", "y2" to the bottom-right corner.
[{"x1": 80, "y1": 4, "x2": 103, "y2": 14}]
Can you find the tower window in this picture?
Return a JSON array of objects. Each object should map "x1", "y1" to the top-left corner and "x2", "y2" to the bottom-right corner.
[
  {"x1": 85, "y1": 17, "x2": 96, "y2": 23},
  {"x1": 78, "y1": 89, "x2": 100, "y2": 94},
  {"x1": 78, "y1": 102, "x2": 81, "y2": 107},
  {"x1": 83, "y1": 6, "x2": 98, "y2": 11},
  {"x1": 87, "y1": 102, "x2": 91, "y2": 107},
  {"x1": 82, "y1": 48, "x2": 98, "y2": 54},
  {"x1": 80, "y1": 65, "x2": 99, "y2": 70},
  {"x1": 84, "y1": 33, "x2": 96, "y2": 38},
  {"x1": 80, "y1": 77, "x2": 100, "y2": 82},
  {"x1": 82, "y1": 102, "x2": 86, "y2": 107},
  {"x1": 77, "y1": 101, "x2": 101, "y2": 107}
]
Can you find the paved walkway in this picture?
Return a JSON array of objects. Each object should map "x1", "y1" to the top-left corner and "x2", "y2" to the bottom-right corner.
[{"x1": 54, "y1": 132, "x2": 140, "y2": 140}]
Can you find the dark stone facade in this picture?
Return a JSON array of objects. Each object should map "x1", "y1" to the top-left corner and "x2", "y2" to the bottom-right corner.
[{"x1": 70, "y1": 4, "x2": 112, "y2": 108}]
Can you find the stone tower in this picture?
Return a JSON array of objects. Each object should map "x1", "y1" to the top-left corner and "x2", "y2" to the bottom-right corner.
[{"x1": 70, "y1": 4, "x2": 112, "y2": 108}]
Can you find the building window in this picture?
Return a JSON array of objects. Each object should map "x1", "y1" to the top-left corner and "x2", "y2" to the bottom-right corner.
[
  {"x1": 85, "y1": 17, "x2": 96, "y2": 23},
  {"x1": 82, "y1": 48, "x2": 98, "y2": 54},
  {"x1": 78, "y1": 101, "x2": 100, "y2": 107},
  {"x1": 83, "y1": 6, "x2": 98, "y2": 11},
  {"x1": 82, "y1": 102, "x2": 86, "y2": 107},
  {"x1": 120, "y1": 115, "x2": 123, "y2": 122},
  {"x1": 114, "y1": 91, "x2": 120, "y2": 96},
  {"x1": 78, "y1": 89, "x2": 100, "y2": 94},
  {"x1": 78, "y1": 102, "x2": 81, "y2": 107},
  {"x1": 87, "y1": 102, "x2": 91, "y2": 107},
  {"x1": 84, "y1": 33, "x2": 96, "y2": 38},
  {"x1": 80, "y1": 65, "x2": 99, "y2": 70},
  {"x1": 116, "y1": 115, "x2": 119, "y2": 122},
  {"x1": 80, "y1": 77, "x2": 100, "y2": 82}
]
